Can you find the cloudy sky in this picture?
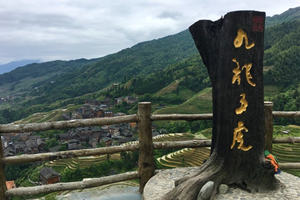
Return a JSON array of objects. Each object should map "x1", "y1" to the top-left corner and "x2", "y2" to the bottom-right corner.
[{"x1": 0, "y1": 0, "x2": 299, "y2": 64}]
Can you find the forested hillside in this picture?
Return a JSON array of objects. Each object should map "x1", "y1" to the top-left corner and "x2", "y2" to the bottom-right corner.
[
  {"x1": 0, "y1": 7, "x2": 299, "y2": 123},
  {"x1": 25, "y1": 31, "x2": 197, "y2": 104},
  {"x1": 266, "y1": 6, "x2": 300, "y2": 27},
  {"x1": 264, "y1": 20, "x2": 300, "y2": 86}
]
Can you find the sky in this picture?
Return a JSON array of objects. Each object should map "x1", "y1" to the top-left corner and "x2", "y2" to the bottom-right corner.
[{"x1": 0, "y1": 0, "x2": 299, "y2": 64}]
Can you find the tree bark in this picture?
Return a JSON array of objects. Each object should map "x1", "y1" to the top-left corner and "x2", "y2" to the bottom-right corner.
[{"x1": 163, "y1": 11, "x2": 278, "y2": 200}]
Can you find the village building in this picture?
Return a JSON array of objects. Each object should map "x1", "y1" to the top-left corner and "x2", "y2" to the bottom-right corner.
[
  {"x1": 71, "y1": 103, "x2": 106, "y2": 119},
  {"x1": 115, "y1": 97, "x2": 124, "y2": 105},
  {"x1": 101, "y1": 137, "x2": 112, "y2": 146},
  {"x1": 40, "y1": 167, "x2": 60, "y2": 185},
  {"x1": 114, "y1": 112, "x2": 126, "y2": 116},
  {"x1": 104, "y1": 111, "x2": 113, "y2": 117},
  {"x1": 124, "y1": 96, "x2": 137, "y2": 104},
  {"x1": 115, "y1": 96, "x2": 137, "y2": 105},
  {"x1": 99, "y1": 104, "x2": 108, "y2": 110},
  {"x1": 67, "y1": 139, "x2": 82, "y2": 150},
  {"x1": 14, "y1": 142, "x2": 26, "y2": 154},
  {"x1": 4, "y1": 145, "x2": 15, "y2": 157}
]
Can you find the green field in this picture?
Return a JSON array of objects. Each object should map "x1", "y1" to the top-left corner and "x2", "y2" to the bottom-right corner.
[
  {"x1": 45, "y1": 154, "x2": 121, "y2": 171},
  {"x1": 15, "y1": 104, "x2": 80, "y2": 123},
  {"x1": 157, "y1": 147, "x2": 210, "y2": 168},
  {"x1": 154, "y1": 87, "x2": 212, "y2": 114}
]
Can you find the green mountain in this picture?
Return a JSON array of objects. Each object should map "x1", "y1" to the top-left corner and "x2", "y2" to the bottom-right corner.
[
  {"x1": 264, "y1": 20, "x2": 300, "y2": 86},
  {"x1": 266, "y1": 6, "x2": 300, "y2": 27},
  {"x1": 26, "y1": 31, "x2": 197, "y2": 103},
  {"x1": 0, "y1": 7, "x2": 300, "y2": 123}
]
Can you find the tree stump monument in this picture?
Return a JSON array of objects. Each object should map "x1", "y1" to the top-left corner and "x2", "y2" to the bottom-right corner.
[{"x1": 163, "y1": 11, "x2": 279, "y2": 200}]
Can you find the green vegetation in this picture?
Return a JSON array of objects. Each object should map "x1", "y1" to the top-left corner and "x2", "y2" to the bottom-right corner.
[
  {"x1": 45, "y1": 154, "x2": 121, "y2": 171},
  {"x1": 154, "y1": 88, "x2": 212, "y2": 114},
  {"x1": 2, "y1": 7, "x2": 300, "y2": 199},
  {"x1": 60, "y1": 152, "x2": 137, "y2": 182},
  {"x1": 273, "y1": 144, "x2": 300, "y2": 177},
  {"x1": 266, "y1": 7, "x2": 300, "y2": 27},
  {"x1": 156, "y1": 147, "x2": 210, "y2": 168}
]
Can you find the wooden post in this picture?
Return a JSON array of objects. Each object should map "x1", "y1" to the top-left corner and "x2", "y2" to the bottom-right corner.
[
  {"x1": 137, "y1": 102, "x2": 154, "y2": 193},
  {"x1": 0, "y1": 136, "x2": 7, "y2": 200},
  {"x1": 264, "y1": 101, "x2": 274, "y2": 152}
]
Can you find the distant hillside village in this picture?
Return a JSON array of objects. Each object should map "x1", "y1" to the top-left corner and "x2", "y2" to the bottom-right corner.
[{"x1": 0, "y1": 96, "x2": 166, "y2": 157}]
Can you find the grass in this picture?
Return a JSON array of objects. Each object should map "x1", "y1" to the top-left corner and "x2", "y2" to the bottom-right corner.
[
  {"x1": 155, "y1": 80, "x2": 181, "y2": 96},
  {"x1": 273, "y1": 124, "x2": 300, "y2": 138},
  {"x1": 15, "y1": 104, "x2": 80, "y2": 123},
  {"x1": 154, "y1": 87, "x2": 212, "y2": 114},
  {"x1": 195, "y1": 128, "x2": 212, "y2": 139}
]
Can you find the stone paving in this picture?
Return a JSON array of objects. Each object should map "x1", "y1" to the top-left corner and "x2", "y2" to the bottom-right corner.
[{"x1": 143, "y1": 167, "x2": 300, "y2": 200}]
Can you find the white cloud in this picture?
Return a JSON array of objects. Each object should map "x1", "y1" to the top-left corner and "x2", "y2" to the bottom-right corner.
[{"x1": 0, "y1": 0, "x2": 299, "y2": 64}]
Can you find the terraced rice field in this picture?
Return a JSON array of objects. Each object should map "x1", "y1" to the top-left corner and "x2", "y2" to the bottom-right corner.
[
  {"x1": 153, "y1": 133, "x2": 195, "y2": 142},
  {"x1": 155, "y1": 133, "x2": 210, "y2": 168},
  {"x1": 45, "y1": 131, "x2": 300, "y2": 177},
  {"x1": 155, "y1": 132, "x2": 300, "y2": 177},
  {"x1": 45, "y1": 154, "x2": 120, "y2": 170},
  {"x1": 46, "y1": 133, "x2": 195, "y2": 171},
  {"x1": 272, "y1": 143, "x2": 300, "y2": 177},
  {"x1": 157, "y1": 147, "x2": 210, "y2": 168}
]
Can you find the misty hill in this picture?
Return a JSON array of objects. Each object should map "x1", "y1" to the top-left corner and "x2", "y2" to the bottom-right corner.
[{"x1": 0, "y1": 59, "x2": 39, "y2": 74}]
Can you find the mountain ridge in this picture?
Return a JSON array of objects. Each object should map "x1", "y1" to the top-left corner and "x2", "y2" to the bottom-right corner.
[
  {"x1": 0, "y1": 7, "x2": 299, "y2": 123},
  {"x1": 0, "y1": 59, "x2": 40, "y2": 75},
  {"x1": 266, "y1": 6, "x2": 300, "y2": 27}
]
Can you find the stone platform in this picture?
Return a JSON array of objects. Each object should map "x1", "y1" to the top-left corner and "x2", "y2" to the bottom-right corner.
[{"x1": 143, "y1": 167, "x2": 300, "y2": 200}]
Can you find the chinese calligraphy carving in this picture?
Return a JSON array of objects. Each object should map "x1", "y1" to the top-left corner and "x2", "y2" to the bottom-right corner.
[
  {"x1": 234, "y1": 29, "x2": 255, "y2": 49},
  {"x1": 235, "y1": 93, "x2": 248, "y2": 115},
  {"x1": 242, "y1": 64, "x2": 256, "y2": 87},
  {"x1": 231, "y1": 28, "x2": 255, "y2": 151},
  {"x1": 232, "y1": 58, "x2": 241, "y2": 85},
  {"x1": 231, "y1": 121, "x2": 253, "y2": 151},
  {"x1": 232, "y1": 58, "x2": 256, "y2": 87}
]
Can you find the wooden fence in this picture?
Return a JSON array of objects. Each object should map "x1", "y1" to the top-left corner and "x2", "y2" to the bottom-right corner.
[{"x1": 0, "y1": 101, "x2": 300, "y2": 199}]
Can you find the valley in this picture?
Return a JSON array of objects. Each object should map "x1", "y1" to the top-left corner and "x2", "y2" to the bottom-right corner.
[{"x1": 1, "y1": 6, "x2": 300, "y2": 200}]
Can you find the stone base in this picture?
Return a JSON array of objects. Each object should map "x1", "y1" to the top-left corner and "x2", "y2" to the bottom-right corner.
[{"x1": 143, "y1": 167, "x2": 300, "y2": 200}]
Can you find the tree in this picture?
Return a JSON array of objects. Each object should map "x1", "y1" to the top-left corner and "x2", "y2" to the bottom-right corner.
[{"x1": 163, "y1": 11, "x2": 278, "y2": 200}]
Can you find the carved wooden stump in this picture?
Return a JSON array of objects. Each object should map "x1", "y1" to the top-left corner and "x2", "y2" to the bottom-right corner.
[{"x1": 162, "y1": 11, "x2": 278, "y2": 200}]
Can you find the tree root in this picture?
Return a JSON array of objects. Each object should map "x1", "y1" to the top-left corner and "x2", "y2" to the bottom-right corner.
[
  {"x1": 162, "y1": 154, "x2": 225, "y2": 200},
  {"x1": 161, "y1": 154, "x2": 279, "y2": 200}
]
